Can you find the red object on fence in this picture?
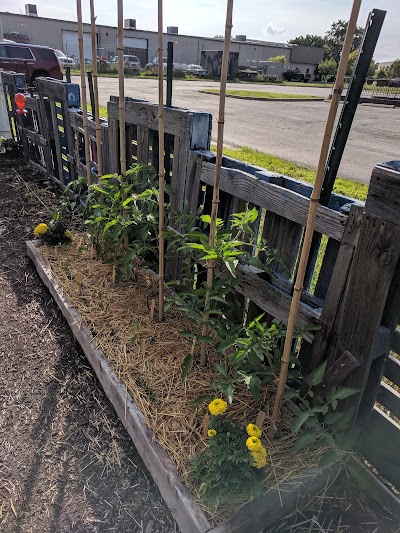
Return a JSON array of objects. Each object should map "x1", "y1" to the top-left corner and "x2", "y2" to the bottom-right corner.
[{"x1": 14, "y1": 93, "x2": 28, "y2": 116}]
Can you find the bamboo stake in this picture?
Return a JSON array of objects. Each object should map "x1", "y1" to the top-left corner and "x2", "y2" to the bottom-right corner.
[
  {"x1": 157, "y1": 0, "x2": 165, "y2": 322},
  {"x1": 117, "y1": 0, "x2": 126, "y2": 176},
  {"x1": 269, "y1": 0, "x2": 362, "y2": 439},
  {"x1": 200, "y1": 0, "x2": 233, "y2": 366},
  {"x1": 76, "y1": 0, "x2": 92, "y2": 186},
  {"x1": 89, "y1": 0, "x2": 103, "y2": 179}
]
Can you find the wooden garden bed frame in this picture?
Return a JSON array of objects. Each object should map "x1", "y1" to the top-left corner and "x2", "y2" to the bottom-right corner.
[{"x1": 27, "y1": 240, "x2": 340, "y2": 533}]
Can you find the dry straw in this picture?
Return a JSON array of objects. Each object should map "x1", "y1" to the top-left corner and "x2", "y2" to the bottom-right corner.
[
  {"x1": 269, "y1": 0, "x2": 363, "y2": 439},
  {"x1": 200, "y1": 0, "x2": 234, "y2": 366},
  {"x1": 76, "y1": 0, "x2": 92, "y2": 186},
  {"x1": 39, "y1": 238, "x2": 325, "y2": 523}
]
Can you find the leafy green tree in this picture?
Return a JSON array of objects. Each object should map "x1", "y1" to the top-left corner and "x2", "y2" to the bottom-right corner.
[
  {"x1": 268, "y1": 54, "x2": 286, "y2": 65},
  {"x1": 375, "y1": 65, "x2": 389, "y2": 79},
  {"x1": 324, "y1": 20, "x2": 364, "y2": 63},
  {"x1": 318, "y1": 59, "x2": 338, "y2": 82},
  {"x1": 346, "y1": 49, "x2": 377, "y2": 77},
  {"x1": 288, "y1": 34, "x2": 325, "y2": 49},
  {"x1": 388, "y1": 59, "x2": 400, "y2": 78}
]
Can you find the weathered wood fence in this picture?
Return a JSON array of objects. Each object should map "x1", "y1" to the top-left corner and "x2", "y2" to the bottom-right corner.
[{"x1": 3, "y1": 72, "x2": 400, "y2": 492}]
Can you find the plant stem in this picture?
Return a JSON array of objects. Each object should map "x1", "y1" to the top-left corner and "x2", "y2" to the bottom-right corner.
[
  {"x1": 157, "y1": 0, "x2": 165, "y2": 322},
  {"x1": 200, "y1": 0, "x2": 234, "y2": 366}
]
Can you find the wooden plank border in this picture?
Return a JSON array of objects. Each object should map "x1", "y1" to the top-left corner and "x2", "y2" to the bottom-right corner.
[
  {"x1": 27, "y1": 240, "x2": 346, "y2": 533},
  {"x1": 26, "y1": 241, "x2": 211, "y2": 533}
]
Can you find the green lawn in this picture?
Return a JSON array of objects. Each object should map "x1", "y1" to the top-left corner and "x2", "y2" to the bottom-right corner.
[
  {"x1": 220, "y1": 146, "x2": 367, "y2": 202},
  {"x1": 204, "y1": 89, "x2": 322, "y2": 100}
]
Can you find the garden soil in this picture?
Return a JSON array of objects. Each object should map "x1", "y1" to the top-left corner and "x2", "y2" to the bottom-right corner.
[{"x1": 0, "y1": 154, "x2": 398, "y2": 533}]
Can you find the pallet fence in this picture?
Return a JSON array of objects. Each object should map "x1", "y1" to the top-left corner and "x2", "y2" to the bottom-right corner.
[{"x1": 2, "y1": 72, "x2": 400, "y2": 493}]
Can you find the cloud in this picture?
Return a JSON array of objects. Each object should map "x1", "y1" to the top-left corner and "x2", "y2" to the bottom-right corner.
[{"x1": 265, "y1": 23, "x2": 287, "y2": 36}]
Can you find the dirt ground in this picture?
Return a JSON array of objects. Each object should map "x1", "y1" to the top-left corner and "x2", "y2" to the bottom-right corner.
[
  {"x1": 0, "y1": 156, "x2": 176, "y2": 532},
  {"x1": 0, "y1": 153, "x2": 398, "y2": 533}
]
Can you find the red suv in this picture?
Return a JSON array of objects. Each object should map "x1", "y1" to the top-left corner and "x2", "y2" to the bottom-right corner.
[{"x1": 0, "y1": 42, "x2": 63, "y2": 84}]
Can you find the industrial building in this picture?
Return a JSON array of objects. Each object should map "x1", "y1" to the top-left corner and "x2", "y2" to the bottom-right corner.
[{"x1": 0, "y1": 5, "x2": 324, "y2": 79}]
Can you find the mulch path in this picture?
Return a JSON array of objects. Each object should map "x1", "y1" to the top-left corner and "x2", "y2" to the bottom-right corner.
[
  {"x1": 0, "y1": 154, "x2": 398, "y2": 533},
  {"x1": 0, "y1": 156, "x2": 176, "y2": 532}
]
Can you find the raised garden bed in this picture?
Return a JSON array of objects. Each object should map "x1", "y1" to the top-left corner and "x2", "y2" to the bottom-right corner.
[{"x1": 27, "y1": 239, "x2": 340, "y2": 532}]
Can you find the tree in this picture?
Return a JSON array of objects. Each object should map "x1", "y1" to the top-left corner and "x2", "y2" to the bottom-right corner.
[
  {"x1": 268, "y1": 55, "x2": 286, "y2": 65},
  {"x1": 375, "y1": 66, "x2": 389, "y2": 79},
  {"x1": 346, "y1": 49, "x2": 377, "y2": 77},
  {"x1": 324, "y1": 20, "x2": 364, "y2": 64},
  {"x1": 388, "y1": 59, "x2": 400, "y2": 78},
  {"x1": 318, "y1": 59, "x2": 338, "y2": 82},
  {"x1": 288, "y1": 34, "x2": 325, "y2": 49}
]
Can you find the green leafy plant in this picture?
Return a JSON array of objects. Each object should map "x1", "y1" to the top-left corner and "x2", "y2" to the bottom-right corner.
[
  {"x1": 33, "y1": 203, "x2": 72, "y2": 246},
  {"x1": 189, "y1": 399, "x2": 266, "y2": 502},
  {"x1": 85, "y1": 164, "x2": 160, "y2": 280},
  {"x1": 286, "y1": 361, "x2": 359, "y2": 465}
]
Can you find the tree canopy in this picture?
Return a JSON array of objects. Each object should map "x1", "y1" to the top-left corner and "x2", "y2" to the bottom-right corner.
[
  {"x1": 268, "y1": 55, "x2": 286, "y2": 65},
  {"x1": 289, "y1": 19, "x2": 364, "y2": 63}
]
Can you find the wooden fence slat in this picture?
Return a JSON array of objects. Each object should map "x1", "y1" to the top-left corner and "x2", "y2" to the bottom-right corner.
[
  {"x1": 365, "y1": 165, "x2": 400, "y2": 225},
  {"x1": 108, "y1": 100, "x2": 192, "y2": 137},
  {"x1": 220, "y1": 264, "x2": 320, "y2": 341},
  {"x1": 137, "y1": 125, "x2": 149, "y2": 166},
  {"x1": 391, "y1": 328, "x2": 400, "y2": 356},
  {"x1": 376, "y1": 381, "x2": 400, "y2": 420},
  {"x1": 384, "y1": 354, "x2": 400, "y2": 386},
  {"x1": 357, "y1": 407, "x2": 400, "y2": 490},
  {"x1": 200, "y1": 162, "x2": 348, "y2": 241},
  {"x1": 301, "y1": 205, "x2": 363, "y2": 372}
]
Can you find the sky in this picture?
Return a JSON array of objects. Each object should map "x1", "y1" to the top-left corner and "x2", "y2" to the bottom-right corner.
[{"x1": 1, "y1": 0, "x2": 398, "y2": 62}]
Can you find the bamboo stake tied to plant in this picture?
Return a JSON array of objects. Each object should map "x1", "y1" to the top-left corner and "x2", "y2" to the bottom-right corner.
[
  {"x1": 157, "y1": 0, "x2": 165, "y2": 322},
  {"x1": 200, "y1": 0, "x2": 234, "y2": 366},
  {"x1": 269, "y1": 0, "x2": 363, "y2": 439},
  {"x1": 89, "y1": 0, "x2": 103, "y2": 180},
  {"x1": 117, "y1": 0, "x2": 126, "y2": 178},
  {"x1": 76, "y1": 0, "x2": 92, "y2": 186}
]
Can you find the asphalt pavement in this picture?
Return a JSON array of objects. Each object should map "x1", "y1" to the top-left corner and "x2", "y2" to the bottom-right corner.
[{"x1": 73, "y1": 76, "x2": 400, "y2": 185}]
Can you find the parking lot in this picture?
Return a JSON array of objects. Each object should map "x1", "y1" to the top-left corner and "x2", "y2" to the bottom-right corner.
[{"x1": 73, "y1": 76, "x2": 400, "y2": 185}]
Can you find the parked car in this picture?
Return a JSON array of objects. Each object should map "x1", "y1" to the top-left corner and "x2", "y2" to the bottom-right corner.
[
  {"x1": 283, "y1": 69, "x2": 305, "y2": 82},
  {"x1": 145, "y1": 56, "x2": 167, "y2": 71},
  {"x1": 54, "y1": 49, "x2": 75, "y2": 67},
  {"x1": 110, "y1": 55, "x2": 141, "y2": 69},
  {"x1": 0, "y1": 42, "x2": 62, "y2": 84},
  {"x1": 186, "y1": 64, "x2": 208, "y2": 77}
]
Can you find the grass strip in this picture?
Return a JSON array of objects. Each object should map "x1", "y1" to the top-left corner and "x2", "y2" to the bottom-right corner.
[
  {"x1": 203, "y1": 89, "x2": 322, "y2": 100},
  {"x1": 220, "y1": 146, "x2": 367, "y2": 202}
]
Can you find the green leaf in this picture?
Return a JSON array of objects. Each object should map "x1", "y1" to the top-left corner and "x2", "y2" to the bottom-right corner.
[
  {"x1": 249, "y1": 375, "x2": 261, "y2": 402},
  {"x1": 292, "y1": 410, "x2": 312, "y2": 434},
  {"x1": 181, "y1": 353, "x2": 193, "y2": 382},
  {"x1": 102, "y1": 219, "x2": 118, "y2": 236},
  {"x1": 283, "y1": 388, "x2": 300, "y2": 399},
  {"x1": 178, "y1": 330, "x2": 195, "y2": 340},
  {"x1": 223, "y1": 383, "x2": 234, "y2": 404},
  {"x1": 307, "y1": 361, "x2": 327, "y2": 387},
  {"x1": 218, "y1": 338, "x2": 237, "y2": 353},
  {"x1": 332, "y1": 387, "x2": 360, "y2": 401},
  {"x1": 324, "y1": 411, "x2": 345, "y2": 426},
  {"x1": 292, "y1": 429, "x2": 318, "y2": 452},
  {"x1": 318, "y1": 450, "x2": 339, "y2": 468},
  {"x1": 215, "y1": 363, "x2": 228, "y2": 378}
]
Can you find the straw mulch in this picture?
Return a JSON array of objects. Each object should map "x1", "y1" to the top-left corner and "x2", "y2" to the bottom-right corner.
[{"x1": 38, "y1": 236, "x2": 325, "y2": 522}]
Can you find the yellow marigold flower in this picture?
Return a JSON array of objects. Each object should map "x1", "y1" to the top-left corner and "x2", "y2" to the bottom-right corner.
[
  {"x1": 65, "y1": 230, "x2": 72, "y2": 238},
  {"x1": 246, "y1": 436, "x2": 263, "y2": 451},
  {"x1": 246, "y1": 423, "x2": 262, "y2": 438},
  {"x1": 208, "y1": 429, "x2": 217, "y2": 437},
  {"x1": 34, "y1": 223, "x2": 48, "y2": 237},
  {"x1": 251, "y1": 446, "x2": 267, "y2": 469},
  {"x1": 208, "y1": 398, "x2": 228, "y2": 416}
]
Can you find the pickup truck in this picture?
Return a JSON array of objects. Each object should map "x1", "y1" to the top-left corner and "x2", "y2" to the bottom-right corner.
[
  {"x1": 283, "y1": 69, "x2": 305, "y2": 82},
  {"x1": 144, "y1": 57, "x2": 187, "y2": 73}
]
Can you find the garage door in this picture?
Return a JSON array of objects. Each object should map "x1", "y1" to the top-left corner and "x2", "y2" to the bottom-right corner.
[
  {"x1": 62, "y1": 30, "x2": 93, "y2": 61},
  {"x1": 123, "y1": 37, "x2": 147, "y2": 50}
]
